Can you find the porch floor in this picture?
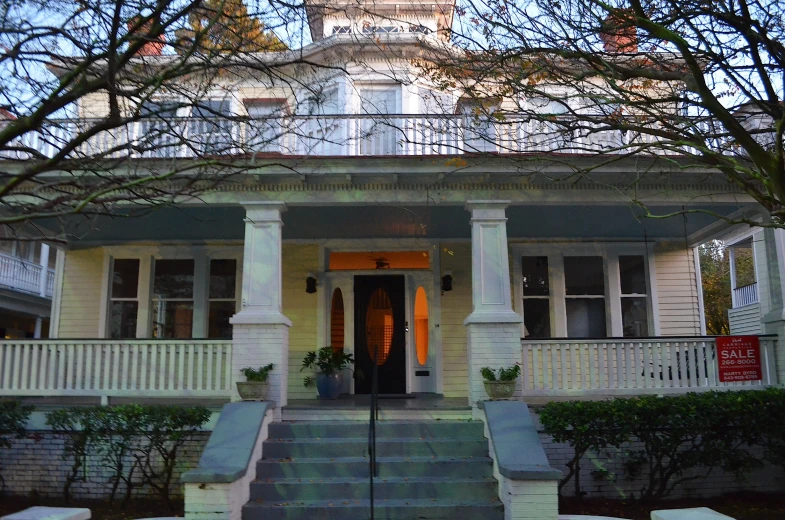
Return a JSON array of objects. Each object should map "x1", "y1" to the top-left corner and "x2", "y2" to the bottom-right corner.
[{"x1": 283, "y1": 394, "x2": 472, "y2": 421}]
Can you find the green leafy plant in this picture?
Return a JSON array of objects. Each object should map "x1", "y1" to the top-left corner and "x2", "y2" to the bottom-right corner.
[
  {"x1": 0, "y1": 400, "x2": 33, "y2": 493},
  {"x1": 480, "y1": 363, "x2": 521, "y2": 382},
  {"x1": 240, "y1": 363, "x2": 275, "y2": 382},
  {"x1": 301, "y1": 346, "x2": 355, "y2": 387}
]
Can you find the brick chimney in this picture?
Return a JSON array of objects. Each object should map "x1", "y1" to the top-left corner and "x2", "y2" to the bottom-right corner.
[
  {"x1": 600, "y1": 9, "x2": 637, "y2": 53},
  {"x1": 128, "y1": 17, "x2": 165, "y2": 56}
]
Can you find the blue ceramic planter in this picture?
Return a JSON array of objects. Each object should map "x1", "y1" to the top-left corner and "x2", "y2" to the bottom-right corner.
[{"x1": 316, "y1": 373, "x2": 342, "y2": 399}]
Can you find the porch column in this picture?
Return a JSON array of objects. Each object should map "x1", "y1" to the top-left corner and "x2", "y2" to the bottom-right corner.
[
  {"x1": 230, "y1": 202, "x2": 291, "y2": 414},
  {"x1": 760, "y1": 227, "x2": 785, "y2": 385},
  {"x1": 464, "y1": 201, "x2": 523, "y2": 410}
]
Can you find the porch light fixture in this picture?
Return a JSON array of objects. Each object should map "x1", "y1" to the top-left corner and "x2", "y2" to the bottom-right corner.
[
  {"x1": 441, "y1": 270, "x2": 453, "y2": 292},
  {"x1": 306, "y1": 272, "x2": 317, "y2": 294}
]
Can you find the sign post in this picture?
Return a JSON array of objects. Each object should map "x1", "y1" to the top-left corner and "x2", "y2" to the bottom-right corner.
[{"x1": 716, "y1": 336, "x2": 762, "y2": 383}]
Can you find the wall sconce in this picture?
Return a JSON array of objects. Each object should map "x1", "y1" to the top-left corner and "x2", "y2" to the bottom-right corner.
[
  {"x1": 441, "y1": 270, "x2": 453, "y2": 292},
  {"x1": 306, "y1": 272, "x2": 317, "y2": 294}
]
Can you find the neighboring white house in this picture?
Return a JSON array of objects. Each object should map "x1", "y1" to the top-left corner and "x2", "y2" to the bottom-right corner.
[{"x1": 0, "y1": 0, "x2": 781, "y2": 409}]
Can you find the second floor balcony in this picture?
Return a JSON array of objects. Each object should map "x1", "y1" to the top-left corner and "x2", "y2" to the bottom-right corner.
[
  {"x1": 0, "y1": 252, "x2": 55, "y2": 299},
  {"x1": 2, "y1": 114, "x2": 706, "y2": 161}
]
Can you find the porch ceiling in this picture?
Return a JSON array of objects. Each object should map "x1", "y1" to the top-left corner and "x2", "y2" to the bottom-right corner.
[{"x1": 60, "y1": 203, "x2": 741, "y2": 245}]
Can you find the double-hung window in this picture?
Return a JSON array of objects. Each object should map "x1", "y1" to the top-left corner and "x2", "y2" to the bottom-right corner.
[
  {"x1": 109, "y1": 259, "x2": 140, "y2": 339},
  {"x1": 151, "y1": 259, "x2": 195, "y2": 339},
  {"x1": 208, "y1": 259, "x2": 237, "y2": 339},
  {"x1": 517, "y1": 246, "x2": 653, "y2": 340}
]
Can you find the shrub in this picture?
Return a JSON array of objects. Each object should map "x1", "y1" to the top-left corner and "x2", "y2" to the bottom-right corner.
[
  {"x1": 539, "y1": 391, "x2": 770, "y2": 501},
  {"x1": 240, "y1": 363, "x2": 275, "y2": 382},
  {"x1": 480, "y1": 364, "x2": 521, "y2": 382},
  {"x1": 46, "y1": 404, "x2": 210, "y2": 507},
  {"x1": 0, "y1": 400, "x2": 34, "y2": 493}
]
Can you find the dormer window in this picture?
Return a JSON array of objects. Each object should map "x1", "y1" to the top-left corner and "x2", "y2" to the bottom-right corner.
[
  {"x1": 409, "y1": 25, "x2": 431, "y2": 34},
  {"x1": 361, "y1": 21, "x2": 400, "y2": 34},
  {"x1": 527, "y1": 96, "x2": 568, "y2": 115},
  {"x1": 332, "y1": 26, "x2": 352, "y2": 34}
]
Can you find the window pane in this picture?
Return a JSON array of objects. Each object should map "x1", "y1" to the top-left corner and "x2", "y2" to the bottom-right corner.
[
  {"x1": 522, "y1": 256, "x2": 549, "y2": 296},
  {"x1": 152, "y1": 301, "x2": 193, "y2": 339},
  {"x1": 209, "y1": 259, "x2": 236, "y2": 299},
  {"x1": 110, "y1": 301, "x2": 138, "y2": 339},
  {"x1": 414, "y1": 287, "x2": 429, "y2": 365},
  {"x1": 153, "y1": 259, "x2": 194, "y2": 299},
  {"x1": 622, "y1": 297, "x2": 649, "y2": 337},
  {"x1": 566, "y1": 299, "x2": 606, "y2": 338},
  {"x1": 619, "y1": 256, "x2": 646, "y2": 295},
  {"x1": 564, "y1": 256, "x2": 604, "y2": 295},
  {"x1": 331, "y1": 288, "x2": 345, "y2": 349},
  {"x1": 112, "y1": 259, "x2": 139, "y2": 299},
  {"x1": 208, "y1": 301, "x2": 236, "y2": 339},
  {"x1": 523, "y1": 299, "x2": 551, "y2": 338}
]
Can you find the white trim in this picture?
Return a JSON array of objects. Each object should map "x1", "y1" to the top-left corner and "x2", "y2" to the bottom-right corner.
[
  {"x1": 693, "y1": 246, "x2": 707, "y2": 335},
  {"x1": 48, "y1": 248, "x2": 66, "y2": 339},
  {"x1": 97, "y1": 251, "x2": 111, "y2": 338},
  {"x1": 192, "y1": 250, "x2": 208, "y2": 338},
  {"x1": 138, "y1": 256, "x2": 153, "y2": 338},
  {"x1": 646, "y1": 242, "x2": 661, "y2": 336}
]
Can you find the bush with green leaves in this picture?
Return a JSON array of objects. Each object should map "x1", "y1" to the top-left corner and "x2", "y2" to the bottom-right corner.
[
  {"x1": 46, "y1": 404, "x2": 210, "y2": 508},
  {"x1": 302, "y1": 346, "x2": 355, "y2": 387},
  {"x1": 539, "y1": 391, "x2": 776, "y2": 501},
  {"x1": 240, "y1": 363, "x2": 275, "y2": 382},
  {"x1": 480, "y1": 364, "x2": 521, "y2": 382},
  {"x1": 0, "y1": 400, "x2": 34, "y2": 493}
]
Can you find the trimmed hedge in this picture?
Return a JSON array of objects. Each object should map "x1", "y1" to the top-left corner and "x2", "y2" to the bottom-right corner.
[
  {"x1": 46, "y1": 404, "x2": 210, "y2": 508},
  {"x1": 539, "y1": 389, "x2": 785, "y2": 501}
]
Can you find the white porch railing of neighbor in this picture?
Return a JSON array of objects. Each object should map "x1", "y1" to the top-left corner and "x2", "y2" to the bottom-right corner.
[
  {"x1": 1, "y1": 115, "x2": 689, "y2": 160},
  {"x1": 733, "y1": 283, "x2": 759, "y2": 307},
  {"x1": 521, "y1": 336, "x2": 777, "y2": 396},
  {"x1": 0, "y1": 340, "x2": 232, "y2": 399},
  {"x1": 0, "y1": 253, "x2": 54, "y2": 298}
]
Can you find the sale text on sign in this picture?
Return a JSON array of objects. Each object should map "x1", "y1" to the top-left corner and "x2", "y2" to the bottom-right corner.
[{"x1": 717, "y1": 336, "x2": 762, "y2": 383}]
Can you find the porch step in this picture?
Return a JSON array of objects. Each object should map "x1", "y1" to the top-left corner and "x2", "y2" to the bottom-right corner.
[
  {"x1": 243, "y1": 419, "x2": 503, "y2": 520},
  {"x1": 268, "y1": 420, "x2": 484, "y2": 439},
  {"x1": 250, "y1": 476, "x2": 498, "y2": 501},
  {"x1": 281, "y1": 408, "x2": 472, "y2": 421},
  {"x1": 242, "y1": 498, "x2": 503, "y2": 520}
]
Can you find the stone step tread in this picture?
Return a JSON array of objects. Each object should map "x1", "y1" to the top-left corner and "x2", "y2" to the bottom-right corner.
[
  {"x1": 265, "y1": 437, "x2": 486, "y2": 443},
  {"x1": 245, "y1": 498, "x2": 503, "y2": 507},
  {"x1": 259, "y1": 456, "x2": 492, "y2": 463},
  {"x1": 252, "y1": 476, "x2": 497, "y2": 484},
  {"x1": 278, "y1": 420, "x2": 481, "y2": 425}
]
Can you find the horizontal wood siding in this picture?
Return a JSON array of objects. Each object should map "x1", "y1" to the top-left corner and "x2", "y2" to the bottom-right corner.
[
  {"x1": 654, "y1": 242, "x2": 701, "y2": 336},
  {"x1": 728, "y1": 304, "x2": 762, "y2": 335},
  {"x1": 283, "y1": 244, "x2": 319, "y2": 400},
  {"x1": 440, "y1": 243, "x2": 470, "y2": 398},
  {"x1": 57, "y1": 248, "x2": 103, "y2": 338}
]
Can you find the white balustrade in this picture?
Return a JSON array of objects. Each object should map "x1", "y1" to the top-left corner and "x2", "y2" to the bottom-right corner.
[
  {"x1": 0, "y1": 115, "x2": 691, "y2": 160},
  {"x1": 521, "y1": 336, "x2": 777, "y2": 396},
  {"x1": 0, "y1": 253, "x2": 49, "y2": 296},
  {"x1": 0, "y1": 340, "x2": 233, "y2": 399},
  {"x1": 733, "y1": 283, "x2": 759, "y2": 307}
]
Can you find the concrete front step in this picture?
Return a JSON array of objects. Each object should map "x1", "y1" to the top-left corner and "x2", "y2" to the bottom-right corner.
[
  {"x1": 250, "y1": 476, "x2": 499, "y2": 501},
  {"x1": 268, "y1": 420, "x2": 484, "y2": 440},
  {"x1": 257, "y1": 456, "x2": 494, "y2": 478},
  {"x1": 242, "y1": 498, "x2": 504, "y2": 520},
  {"x1": 263, "y1": 437, "x2": 489, "y2": 458},
  {"x1": 281, "y1": 409, "x2": 472, "y2": 421}
]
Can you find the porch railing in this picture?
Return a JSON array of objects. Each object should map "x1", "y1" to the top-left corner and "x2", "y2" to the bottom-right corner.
[
  {"x1": 1, "y1": 114, "x2": 702, "y2": 161},
  {"x1": 0, "y1": 340, "x2": 232, "y2": 399},
  {"x1": 521, "y1": 336, "x2": 777, "y2": 396},
  {"x1": 0, "y1": 253, "x2": 54, "y2": 298},
  {"x1": 733, "y1": 283, "x2": 759, "y2": 307}
]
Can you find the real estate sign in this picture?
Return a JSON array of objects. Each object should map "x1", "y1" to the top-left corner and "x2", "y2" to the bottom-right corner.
[{"x1": 717, "y1": 336, "x2": 762, "y2": 382}]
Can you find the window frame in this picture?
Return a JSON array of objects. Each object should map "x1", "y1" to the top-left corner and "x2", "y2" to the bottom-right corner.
[
  {"x1": 512, "y1": 243, "x2": 657, "y2": 339},
  {"x1": 100, "y1": 246, "x2": 242, "y2": 339}
]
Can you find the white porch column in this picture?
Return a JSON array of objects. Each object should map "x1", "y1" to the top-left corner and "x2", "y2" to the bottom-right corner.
[
  {"x1": 38, "y1": 243, "x2": 49, "y2": 297},
  {"x1": 464, "y1": 201, "x2": 523, "y2": 410},
  {"x1": 760, "y1": 227, "x2": 785, "y2": 385},
  {"x1": 230, "y1": 202, "x2": 292, "y2": 414}
]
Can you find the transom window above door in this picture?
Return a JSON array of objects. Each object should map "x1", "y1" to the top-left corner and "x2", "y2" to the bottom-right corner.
[
  {"x1": 329, "y1": 251, "x2": 429, "y2": 270},
  {"x1": 518, "y1": 247, "x2": 652, "y2": 339}
]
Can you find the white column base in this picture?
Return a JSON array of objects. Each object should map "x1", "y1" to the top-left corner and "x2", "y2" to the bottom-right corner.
[
  {"x1": 231, "y1": 322, "x2": 290, "y2": 410},
  {"x1": 466, "y1": 322, "x2": 523, "y2": 407}
]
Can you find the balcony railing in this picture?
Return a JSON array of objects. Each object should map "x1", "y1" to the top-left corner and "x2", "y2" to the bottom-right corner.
[
  {"x1": 733, "y1": 283, "x2": 759, "y2": 307},
  {"x1": 521, "y1": 336, "x2": 777, "y2": 396},
  {"x1": 0, "y1": 339, "x2": 232, "y2": 400},
  {"x1": 0, "y1": 253, "x2": 54, "y2": 298},
  {"x1": 1, "y1": 115, "x2": 697, "y2": 161}
]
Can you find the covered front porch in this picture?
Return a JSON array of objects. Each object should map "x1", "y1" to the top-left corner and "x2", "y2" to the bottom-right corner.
[{"x1": 1, "y1": 194, "x2": 780, "y2": 409}]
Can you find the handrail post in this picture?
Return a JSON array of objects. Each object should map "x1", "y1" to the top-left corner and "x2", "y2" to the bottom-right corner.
[{"x1": 368, "y1": 343, "x2": 379, "y2": 520}]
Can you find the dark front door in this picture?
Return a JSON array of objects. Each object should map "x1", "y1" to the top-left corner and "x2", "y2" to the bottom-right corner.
[{"x1": 354, "y1": 275, "x2": 406, "y2": 394}]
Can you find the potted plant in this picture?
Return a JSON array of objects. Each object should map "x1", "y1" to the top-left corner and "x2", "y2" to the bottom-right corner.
[
  {"x1": 301, "y1": 347, "x2": 355, "y2": 399},
  {"x1": 236, "y1": 363, "x2": 275, "y2": 401},
  {"x1": 480, "y1": 363, "x2": 521, "y2": 400}
]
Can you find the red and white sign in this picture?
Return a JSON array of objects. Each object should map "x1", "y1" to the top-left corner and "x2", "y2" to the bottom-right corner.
[{"x1": 717, "y1": 336, "x2": 762, "y2": 382}]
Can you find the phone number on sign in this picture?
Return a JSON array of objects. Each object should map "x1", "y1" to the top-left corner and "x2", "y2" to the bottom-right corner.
[
  {"x1": 722, "y1": 371, "x2": 760, "y2": 381},
  {"x1": 720, "y1": 358, "x2": 759, "y2": 366}
]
